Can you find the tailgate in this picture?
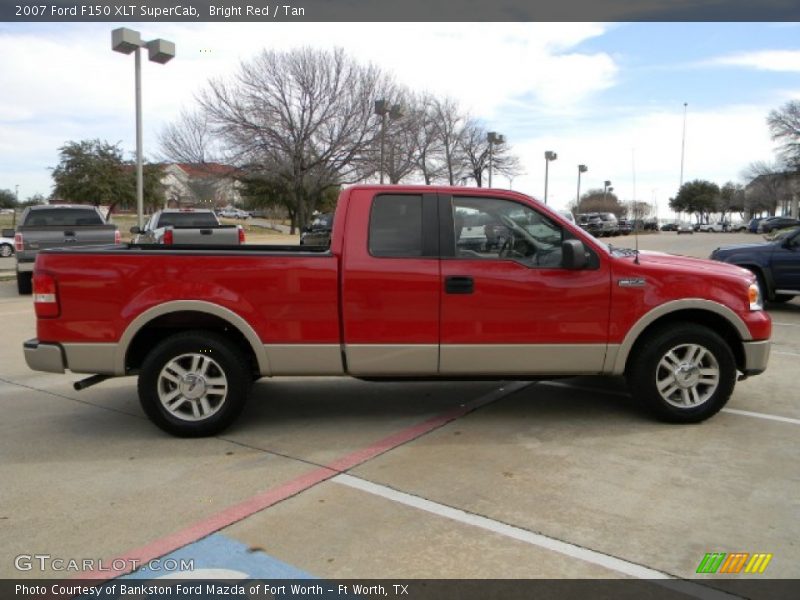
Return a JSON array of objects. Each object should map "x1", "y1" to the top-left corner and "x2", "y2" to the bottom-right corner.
[{"x1": 20, "y1": 225, "x2": 118, "y2": 251}]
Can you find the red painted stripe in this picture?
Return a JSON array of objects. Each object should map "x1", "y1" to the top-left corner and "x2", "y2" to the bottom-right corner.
[{"x1": 76, "y1": 385, "x2": 515, "y2": 583}]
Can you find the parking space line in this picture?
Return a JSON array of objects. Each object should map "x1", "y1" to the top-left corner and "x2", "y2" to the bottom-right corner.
[
  {"x1": 77, "y1": 382, "x2": 531, "y2": 581},
  {"x1": 772, "y1": 322, "x2": 800, "y2": 327},
  {"x1": 720, "y1": 408, "x2": 800, "y2": 426},
  {"x1": 539, "y1": 381, "x2": 800, "y2": 426},
  {"x1": 774, "y1": 350, "x2": 800, "y2": 357},
  {"x1": 333, "y1": 474, "x2": 740, "y2": 599}
]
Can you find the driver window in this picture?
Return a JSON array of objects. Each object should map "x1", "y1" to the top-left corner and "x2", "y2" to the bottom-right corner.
[{"x1": 451, "y1": 196, "x2": 565, "y2": 268}]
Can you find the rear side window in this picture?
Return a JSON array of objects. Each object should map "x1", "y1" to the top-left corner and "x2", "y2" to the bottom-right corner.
[
  {"x1": 157, "y1": 213, "x2": 219, "y2": 228},
  {"x1": 24, "y1": 208, "x2": 103, "y2": 227},
  {"x1": 368, "y1": 195, "x2": 423, "y2": 257}
]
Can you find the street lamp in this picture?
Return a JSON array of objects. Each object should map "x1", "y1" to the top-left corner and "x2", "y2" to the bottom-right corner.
[
  {"x1": 374, "y1": 100, "x2": 402, "y2": 184},
  {"x1": 576, "y1": 164, "x2": 588, "y2": 210},
  {"x1": 603, "y1": 180, "x2": 612, "y2": 202},
  {"x1": 487, "y1": 131, "x2": 505, "y2": 188},
  {"x1": 112, "y1": 28, "x2": 175, "y2": 229},
  {"x1": 543, "y1": 151, "x2": 557, "y2": 205}
]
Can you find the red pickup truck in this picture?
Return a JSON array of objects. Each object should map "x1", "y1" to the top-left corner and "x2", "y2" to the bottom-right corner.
[{"x1": 24, "y1": 186, "x2": 771, "y2": 436}]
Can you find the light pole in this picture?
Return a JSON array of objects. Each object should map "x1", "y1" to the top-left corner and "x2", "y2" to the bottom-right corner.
[
  {"x1": 576, "y1": 164, "x2": 588, "y2": 211},
  {"x1": 603, "y1": 180, "x2": 612, "y2": 202},
  {"x1": 112, "y1": 28, "x2": 175, "y2": 229},
  {"x1": 374, "y1": 100, "x2": 401, "y2": 184},
  {"x1": 680, "y1": 102, "x2": 688, "y2": 190},
  {"x1": 544, "y1": 151, "x2": 557, "y2": 204},
  {"x1": 487, "y1": 131, "x2": 505, "y2": 188}
]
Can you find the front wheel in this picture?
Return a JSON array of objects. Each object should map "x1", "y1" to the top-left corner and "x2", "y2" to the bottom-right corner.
[
  {"x1": 0, "y1": 243, "x2": 13, "y2": 258},
  {"x1": 627, "y1": 324, "x2": 736, "y2": 423},
  {"x1": 138, "y1": 331, "x2": 251, "y2": 437}
]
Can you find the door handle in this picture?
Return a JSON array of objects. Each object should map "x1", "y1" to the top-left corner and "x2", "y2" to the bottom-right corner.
[{"x1": 445, "y1": 276, "x2": 474, "y2": 294}]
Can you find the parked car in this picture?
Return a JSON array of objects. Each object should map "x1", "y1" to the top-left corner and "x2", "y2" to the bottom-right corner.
[
  {"x1": 12, "y1": 204, "x2": 119, "y2": 294},
  {"x1": 558, "y1": 210, "x2": 576, "y2": 225},
  {"x1": 757, "y1": 216, "x2": 800, "y2": 234},
  {"x1": 698, "y1": 222, "x2": 725, "y2": 233},
  {"x1": 24, "y1": 184, "x2": 770, "y2": 436},
  {"x1": 660, "y1": 223, "x2": 678, "y2": 232},
  {"x1": 728, "y1": 222, "x2": 748, "y2": 233},
  {"x1": 219, "y1": 208, "x2": 250, "y2": 219},
  {"x1": 677, "y1": 222, "x2": 694, "y2": 234},
  {"x1": 300, "y1": 212, "x2": 334, "y2": 247},
  {"x1": 597, "y1": 212, "x2": 619, "y2": 236},
  {"x1": 711, "y1": 226, "x2": 800, "y2": 303},
  {"x1": 576, "y1": 213, "x2": 603, "y2": 237},
  {"x1": 617, "y1": 219, "x2": 633, "y2": 235},
  {"x1": 747, "y1": 218, "x2": 764, "y2": 233},
  {"x1": 131, "y1": 209, "x2": 244, "y2": 245},
  {"x1": 1, "y1": 229, "x2": 15, "y2": 257}
]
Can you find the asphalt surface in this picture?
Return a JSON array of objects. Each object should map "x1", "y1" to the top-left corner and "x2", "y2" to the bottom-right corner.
[{"x1": 1, "y1": 231, "x2": 798, "y2": 591}]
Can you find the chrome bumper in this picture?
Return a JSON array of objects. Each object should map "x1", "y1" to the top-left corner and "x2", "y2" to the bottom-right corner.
[
  {"x1": 23, "y1": 339, "x2": 65, "y2": 374},
  {"x1": 742, "y1": 340, "x2": 770, "y2": 376}
]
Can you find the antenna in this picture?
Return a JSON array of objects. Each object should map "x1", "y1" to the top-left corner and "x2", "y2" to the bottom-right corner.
[{"x1": 632, "y1": 147, "x2": 640, "y2": 264}]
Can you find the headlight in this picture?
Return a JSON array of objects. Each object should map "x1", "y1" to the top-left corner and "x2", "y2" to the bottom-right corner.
[{"x1": 748, "y1": 282, "x2": 763, "y2": 311}]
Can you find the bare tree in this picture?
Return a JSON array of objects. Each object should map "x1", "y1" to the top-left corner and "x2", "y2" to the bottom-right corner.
[
  {"x1": 741, "y1": 161, "x2": 792, "y2": 216},
  {"x1": 199, "y1": 47, "x2": 389, "y2": 231},
  {"x1": 768, "y1": 100, "x2": 800, "y2": 170},
  {"x1": 431, "y1": 98, "x2": 468, "y2": 185},
  {"x1": 410, "y1": 94, "x2": 446, "y2": 184},
  {"x1": 159, "y1": 109, "x2": 217, "y2": 165}
]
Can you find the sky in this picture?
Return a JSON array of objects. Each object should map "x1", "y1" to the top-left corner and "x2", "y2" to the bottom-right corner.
[{"x1": 1, "y1": 21, "x2": 799, "y2": 218}]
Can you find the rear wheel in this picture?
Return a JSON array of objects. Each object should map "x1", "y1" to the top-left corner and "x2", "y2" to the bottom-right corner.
[
  {"x1": 0, "y1": 243, "x2": 12, "y2": 257},
  {"x1": 16, "y1": 271, "x2": 32, "y2": 295},
  {"x1": 138, "y1": 331, "x2": 251, "y2": 437},
  {"x1": 627, "y1": 324, "x2": 736, "y2": 423}
]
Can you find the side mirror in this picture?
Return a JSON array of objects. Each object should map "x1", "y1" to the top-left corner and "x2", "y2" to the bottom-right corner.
[
  {"x1": 562, "y1": 239, "x2": 587, "y2": 270},
  {"x1": 1, "y1": 228, "x2": 14, "y2": 238},
  {"x1": 129, "y1": 226, "x2": 141, "y2": 234}
]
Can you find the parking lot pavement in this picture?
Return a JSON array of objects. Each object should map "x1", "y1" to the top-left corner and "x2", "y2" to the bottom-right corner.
[{"x1": 1, "y1": 228, "x2": 799, "y2": 585}]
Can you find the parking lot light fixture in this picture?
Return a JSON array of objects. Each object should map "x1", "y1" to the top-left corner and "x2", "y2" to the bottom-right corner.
[
  {"x1": 544, "y1": 151, "x2": 557, "y2": 204},
  {"x1": 487, "y1": 132, "x2": 505, "y2": 188},
  {"x1": 576, "y1": 164, "x2": 588, "y2": 210},
  {"x1": 112, "y1": 28, "x2": 175, "y2": 229}
]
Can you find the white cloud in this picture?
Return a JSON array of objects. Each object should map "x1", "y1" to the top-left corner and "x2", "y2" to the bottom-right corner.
[{"x1": 708, "y1": 50, "x2": 800, "y2": 72}]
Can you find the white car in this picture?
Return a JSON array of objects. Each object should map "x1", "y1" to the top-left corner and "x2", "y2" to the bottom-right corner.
[
  {"x1": 676, "y1": 222, "x2": 694, "y2": 234},
  {"x1": 1, "y1": 229, "x2": 15, "y2": 257},
  {"x1": 219, "y1": 208, "x2": 250, "y2": 219},
  {"x1": 698, "y1": 222, "x2": 725, "y2": 233}
]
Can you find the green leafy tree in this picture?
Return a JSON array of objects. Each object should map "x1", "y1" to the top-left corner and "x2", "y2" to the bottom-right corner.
[
  {"x1": 52, "y1": 140, "x2": 132, "y2": 206},
  {"x1": 669, "y1": 180, "x2": 720, "y2": 223},
  {"x1": 718, "y1": 182, "x2": 745, "y2": 220},
  {"x1": 51, "y1": 139, "x2": 165, "y2": 216},
  {"x1": 0, "y1": 189, "x2": 15, "y2": 209}
]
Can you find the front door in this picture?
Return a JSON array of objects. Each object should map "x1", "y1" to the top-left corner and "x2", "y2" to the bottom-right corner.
[{"x1": 439, "y1": 194, "x2": 612, "y2": 376}]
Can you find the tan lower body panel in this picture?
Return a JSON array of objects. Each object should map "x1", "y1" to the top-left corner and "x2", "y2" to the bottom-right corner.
[
  {"x1": 344, "y1": 345, "x2": 439, "y2": 376},
  {"x1": 439, "y1": 344, "x2": 609, "y2": 376}
]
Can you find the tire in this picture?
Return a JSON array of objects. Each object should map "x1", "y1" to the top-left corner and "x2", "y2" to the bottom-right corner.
[
  {"x1": 627, "y1": 324, "x2": 736, "y2": 423},
  {"x1": 771, "y1": 294, "x2": 793, "y2": 303},
  {"x1": 17, "y1": 271, "x2": 32, "y2": 295},
  {"x1": 138, "y1": 331, "x2": 251, "y2": 437},
  {"x1": 0, "y1": 243, "x2": 12, "y2": 258}
]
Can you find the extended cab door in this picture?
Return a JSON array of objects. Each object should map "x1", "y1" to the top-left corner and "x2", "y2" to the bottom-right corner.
[
  {"x1": 340, "y1": 190, "x2": 441, "y2": 376},
  {"x1": 439, "y1": 194, "x2": 611, "y2": 375}
]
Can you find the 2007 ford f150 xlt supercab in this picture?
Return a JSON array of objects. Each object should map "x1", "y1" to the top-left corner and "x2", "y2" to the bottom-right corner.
[{"x1": 23, "y1": 185, "x2": 771, "y2": 436}]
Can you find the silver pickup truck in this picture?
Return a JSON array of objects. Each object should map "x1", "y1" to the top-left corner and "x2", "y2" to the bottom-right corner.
[
  {"x1": 12, "y1": 205, "x2": 119, "y2": 294},
  {"x1": 131, "y1": 209, "x2": 244, "y2": 246}
]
